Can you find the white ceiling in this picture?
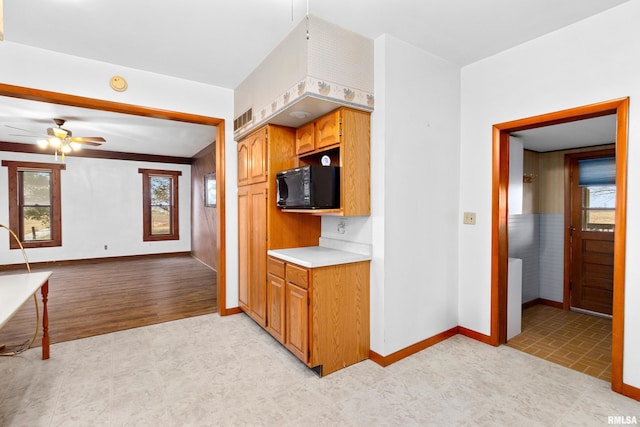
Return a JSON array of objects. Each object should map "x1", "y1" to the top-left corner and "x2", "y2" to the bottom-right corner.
[
  {"x1": 0, "y1": 0, "x2": 629, "y2": 157},
  {"x1": 512, "y1": 114, "x2": 617, "y2": 153}
]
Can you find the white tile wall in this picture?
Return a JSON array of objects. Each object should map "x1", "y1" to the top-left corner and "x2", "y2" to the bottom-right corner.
[
  {"x1": 539, "y1": 214, "x2": 565, "y2": 302},
  {"x1": 508, "y1": 214, "x2": 565, "y2": 304},
  {"x1": 508, "y1": 214, "x2": 540, "y2": 303}
]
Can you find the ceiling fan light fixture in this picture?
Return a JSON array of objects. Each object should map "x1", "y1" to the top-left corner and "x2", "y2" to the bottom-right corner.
[
  {"x1": 48, "y1": 137, "x2": 61, "y2": 148},
  {"x1": 37, "y1": 139, "x2": 49, "y2": 148},
  {"x1": 61, "y1": 144, "x2": 72, "y2": 154}
]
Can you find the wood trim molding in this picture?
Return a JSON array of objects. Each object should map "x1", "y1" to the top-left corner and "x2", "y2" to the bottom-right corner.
[
  {"x1": 0, "y1": 141, "x2": 193, "y2": 164},
  {"x1": 0, "y1": 83, "x2": 223, "y2": 126},
  {"x1": 368, "y1": 327, "x2": 458, "y2": 367},
  {"x1": 0, "y1": 251, "x2": 192, "y2": 271},
  {"x1": 458, "y1": 326, "x2": 494, "y2": 345},
  {"x1": 491, "y1": 97, "x2": 630, "y2": 396},
  {"x1": 611, "y1": 98, "x2": 629, "y2": 394},
  {"x1": 621, "y1": 383, "x2": 640, "y2": 402},
  {"x1": 223, "y1": 307, "x2": 243, "y2": 316},
  {"x1": 0, "y1": 82, "x2": 227, "y2": 320},
  {"x1": 214, "y1": 122, "x2": 229, "y2": 316},
  {"x1": 522, "y1": 298, "x2": 564, "y2": 310}
]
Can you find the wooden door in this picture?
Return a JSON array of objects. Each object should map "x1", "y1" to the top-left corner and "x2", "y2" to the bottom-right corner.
[
  {"x1": 314, "y1": 110, "x2": 341, "y2": 149},
  {"x1": 266, "y1": 272, "x2": 285, "y2": 343},
  {"x1": 237, "y1": 140, "x2": 249, "y2": 187},
  {"x1": 237, "y1": 187, "x2": 249, "y2": 312},
  {"x1": 569, "y1": 154, "x2": 615, "y2": 315},
  {"x1": 249, "y1": 184, "x2": 268, "y2": 325},
  {"x1": 285, "y1": 282, "x2": 308, "y2": 363},
  {"x1": 249, "y1": 130, "x2": 267, "y2": 184},
  {"x1": 295, "y1": 121, "x2": 315, "y2": 155}
]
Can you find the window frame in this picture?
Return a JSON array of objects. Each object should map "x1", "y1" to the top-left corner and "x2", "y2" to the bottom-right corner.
[
  {"x1": 138, "y1": 168, "x2": 181, "y2": 241},
  {"x1": 2, "y1": 160, "x2": 66, "y2": 249}
]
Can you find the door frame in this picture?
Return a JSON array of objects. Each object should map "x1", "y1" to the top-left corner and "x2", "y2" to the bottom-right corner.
[
  {"x1": 0, "y1": 82, "x2": 230, "y2": 315},
  {"x1": 491, "y1": 97, "x2": 629, "y2": 394},
  {"x1": 564, "y1": 148, "x2": 616, "y2": 313}
]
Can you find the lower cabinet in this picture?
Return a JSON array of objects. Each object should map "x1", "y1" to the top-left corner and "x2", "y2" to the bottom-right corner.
[
  {"x1": 265, "y1": 257, "x2": 286, "y2": 344},
  {"x1": 266, "y1": 256, "x2": 370, "y2": 376}
]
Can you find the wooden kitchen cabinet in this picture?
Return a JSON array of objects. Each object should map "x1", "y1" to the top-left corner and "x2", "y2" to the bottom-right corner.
[
  {"x1": 237, "y1": 125, "x2": 321, "y2": 330},
  {"x1": 292, "y1": 107, "x2": 371, "y2": 216},
  {"x1": 295, "y1": 121, "x2": 315, "y2": 155},
  {"x1": 267, "y1": 255, "x2": 370, "y2": 376},
  {"x1": 266, "y1": 257, "x2": 286, "y2": 343},
  {"x1": 314, "y1": 109, "x2": 342, "y2": 150},
  {"x1": 237, "y1": 127, "x2": 267, "y2": 185},
  {"x1": 238, "y1": 183, "x2": 268, "y2": 325}
]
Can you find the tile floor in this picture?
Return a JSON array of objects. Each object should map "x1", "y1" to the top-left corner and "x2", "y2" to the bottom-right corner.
[
  {"x1": 1, "y1": 313, "x2": 639, "y2": 426},
  {"x1": 507, "y1": 304, "x2": 612, "y2": 381}
]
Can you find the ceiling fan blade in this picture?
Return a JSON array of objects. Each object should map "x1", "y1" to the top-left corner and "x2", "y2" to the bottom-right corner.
[
  {"x1": 69, "y1": 136, "x2": 106, "y2": 143},
  {"x1": 5, "y1": 125, "x2": 41, "y2": 134},
  {"x1": 70, "y1": 139, "x2": 103, "y2": 146},
  {"x1": 10, "y1": 133, "x2": 41, "y2": 138}
]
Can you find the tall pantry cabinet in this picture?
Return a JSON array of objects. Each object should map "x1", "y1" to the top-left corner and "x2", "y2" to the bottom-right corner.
[{"x1": 237, "y1": 125, "x2": 320, "y2": 327}]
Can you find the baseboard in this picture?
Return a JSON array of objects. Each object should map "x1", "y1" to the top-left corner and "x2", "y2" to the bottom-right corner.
[
  {"x1": 220, "y1": 307, "x2": 242, "y2": 316},
  {"x1": 538, "y1": 298, "x2": 563, "y2": 309},
  {"x1": 0, "y1": 251, "x2": 192, "y2": 271},
  {"x1": 522, "y1": 297, "x2": 563, "y2": 310},
  {"x1": 621, "y1": 383, "x2": 640, "y2": 402},
  {"x1": 457, "y1": 326, "x2": 494, "y2": 345},
  {"x1": 369, "y1": 326, "x2": 458, "y2": 367}
]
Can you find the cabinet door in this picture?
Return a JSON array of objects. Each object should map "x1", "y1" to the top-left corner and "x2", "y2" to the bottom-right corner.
[
  {"x1": 249, "y1": 130, "x2": 267, "y2": 184},
  {"x1": 295, "y1": 121, "x2": 315, "y2": 155},
  {"x1": 237, "y1": 188, "x2": 250, "y2": 311},
  {"x1": 237, "y1": 140, "x2": 249, "y2": 187},
  {"x1": 249, "y1": 185, "x2": 268, "y2": 326},
  {"x1": 285, "y1": 282, "x2": 309, "y2": 363},
  {"x1": 314, "y1": 110, "x2": 341, "y2": 149},
  {"x1": 266, "y1": 272, "x2": 286, "y2": 344}
]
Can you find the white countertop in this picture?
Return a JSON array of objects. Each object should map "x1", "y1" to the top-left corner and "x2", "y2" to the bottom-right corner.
[
  {"x1": 0, "y1": 271, "x2": 52, "y2": 329},
  {"x1": 267, "y1": 246, "x2": 371, "y2": 268}
]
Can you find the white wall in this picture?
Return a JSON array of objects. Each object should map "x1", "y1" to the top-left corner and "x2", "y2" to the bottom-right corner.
[
  {"x1": 0, "y1": 152, "x2": 190, "y2": 263},
  {"x1": 370, "y1": 34, "x2": 460, "y2": 356},
  {"x1": 459, "y1": 1, "x2": 640, "y2": 387},
  {"x1": 0, "y1": 42, "x2": 238, "y2": 309}
]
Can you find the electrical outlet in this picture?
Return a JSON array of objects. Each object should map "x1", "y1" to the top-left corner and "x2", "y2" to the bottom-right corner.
[{"x1": 463, "y1": 212, "x2": 476, "y2": 225}]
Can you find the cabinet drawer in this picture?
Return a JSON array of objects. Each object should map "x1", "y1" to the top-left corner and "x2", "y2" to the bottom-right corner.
[
  {"x1": 268, "y1": 257, "x2": 285, "y2": 279},
  {"x1": 286, "y1": 263, "x2": 309, "y2": 289}
]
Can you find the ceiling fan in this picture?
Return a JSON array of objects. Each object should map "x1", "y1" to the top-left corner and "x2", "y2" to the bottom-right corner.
[{"x1": 7, "y1": 118, "x2": 106, "y2": 160}]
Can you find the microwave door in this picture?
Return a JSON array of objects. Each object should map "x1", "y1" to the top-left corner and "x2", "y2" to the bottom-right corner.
[
  {"x1": 277, "y1": 175, "x2": 289, "y2": 206},
  {"x1": 278, "y1": 171, "x2": 307, "y2": 208}
]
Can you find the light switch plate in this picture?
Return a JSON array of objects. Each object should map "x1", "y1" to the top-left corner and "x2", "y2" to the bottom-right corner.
[{"x1": 463, "y1": 212, "x2": 476, "y2": 225}]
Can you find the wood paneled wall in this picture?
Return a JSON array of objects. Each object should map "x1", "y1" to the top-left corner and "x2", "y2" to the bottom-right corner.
[
  {"x1": 538, "y1": 144, "x2": 615, "y2": 214},
  {"x1": 191, "y1": 142, "x2": 217, "y2": 270},
  {"x1": 523, "y1": 150, "x2": 540, "y2": 214}
]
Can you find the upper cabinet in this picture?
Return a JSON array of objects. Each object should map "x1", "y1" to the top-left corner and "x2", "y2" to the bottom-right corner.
[
  {"x1": 293, "y1": 107, "x2": 371, "y2": 217},
  {"x1": 238, "y1": 128, "x2": 268, "y2": 186}
]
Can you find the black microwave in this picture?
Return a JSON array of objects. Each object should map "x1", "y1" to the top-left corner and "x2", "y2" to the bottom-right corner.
[{"x1": 276, "y1": 165, "x2": 340, "y2": 209}]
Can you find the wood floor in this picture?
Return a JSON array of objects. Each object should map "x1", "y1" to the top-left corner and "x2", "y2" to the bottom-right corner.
[{"x1": 0, "y1": 254, "x2": 216, "y2": 351}]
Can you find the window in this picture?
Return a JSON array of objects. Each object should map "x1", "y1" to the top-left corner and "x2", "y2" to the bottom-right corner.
[
  {"x1": 578, "y1": 157, "x2": 616, "y2": 232},
  {"x1": 1, "y1": 161, "x2": 66, "y2": 249},
  {"x1": 138, "y1": 168, "x2": 181, "y2": 241}
]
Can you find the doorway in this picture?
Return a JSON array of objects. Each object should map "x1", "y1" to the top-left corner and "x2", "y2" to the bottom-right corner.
[
  {"x1": 491, "y1": 98, "x2": 629, "y2": 394},
  {"x1": 0, "y1": 82, "x2": 230, "y2": 316}
]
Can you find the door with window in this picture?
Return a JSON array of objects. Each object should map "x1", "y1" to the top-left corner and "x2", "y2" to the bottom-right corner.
[{"x1": 568, "y1": 151, "x2": 615, "y2": 315}]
